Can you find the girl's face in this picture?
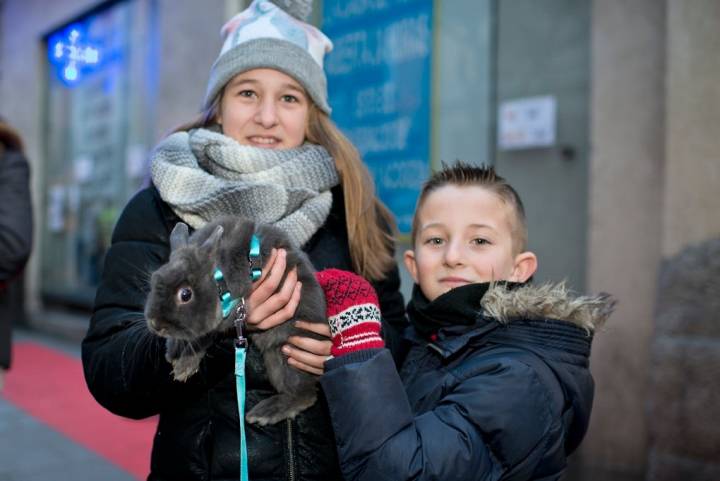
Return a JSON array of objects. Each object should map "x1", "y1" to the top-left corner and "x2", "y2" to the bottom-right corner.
[{"x1": 216, "y1": 68, "x2": 309, "y2": 149}]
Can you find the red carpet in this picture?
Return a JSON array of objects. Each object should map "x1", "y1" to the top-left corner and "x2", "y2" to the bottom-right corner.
[{"x1": 1, "y1": 341, "x2": 157, "y2": 480}]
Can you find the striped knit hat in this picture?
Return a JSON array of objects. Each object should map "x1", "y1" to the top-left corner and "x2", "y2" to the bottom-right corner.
[
  {"x1": 316, "y1": 269, "x2": 384, "y2": 358},
  {"x1": 204, "y1": 0, "x2": 333, "y2": 113}
]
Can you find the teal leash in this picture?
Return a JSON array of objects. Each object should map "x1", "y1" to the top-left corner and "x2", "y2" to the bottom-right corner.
[
  {"x1": 233, "y1": 299, "x2": 249, "y2": 481},
  {"x1": 213, "y1": 233, "x2": 262, "y2": 481}
]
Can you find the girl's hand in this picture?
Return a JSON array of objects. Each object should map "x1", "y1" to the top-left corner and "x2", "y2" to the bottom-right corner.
[
  {"x1": 246, "y1": 248, "x2": 302, "y2": 330},
  {"x1": 282, "y1": 321, "x2": 332, "y2": 376}
]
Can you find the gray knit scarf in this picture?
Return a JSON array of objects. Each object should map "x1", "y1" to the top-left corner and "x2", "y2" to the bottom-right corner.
[{"x1": 151, "y1": 128, "x2": 339, "y2": 247}]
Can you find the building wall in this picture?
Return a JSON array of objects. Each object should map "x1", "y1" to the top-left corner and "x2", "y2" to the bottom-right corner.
[
  {"x1": 663, "y1": 0, "x2": 720, "y2": 256},
  {"x1": 154, "y1": 0, "x2": 225, "y2": 140},
  {"x1": 434, "y1": 0, "x2": 494, "y2": 168},
  {"x1": 645, "y1": 2, "x2": 720, "y2": 479},
  {"x1": 496, "y1": 0, "x2": 591, "y2": 292},
  {"x1": 587, "y1": 0, "x2": 720, "y2": 479},
  {"x1": 586, "y1": 0, "x2": 666, "y2": 477}
]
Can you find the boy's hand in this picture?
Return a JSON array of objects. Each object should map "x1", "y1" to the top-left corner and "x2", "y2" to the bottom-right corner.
[{"x1": 315, "y1": 269, "x2": 384, "y2": 358}]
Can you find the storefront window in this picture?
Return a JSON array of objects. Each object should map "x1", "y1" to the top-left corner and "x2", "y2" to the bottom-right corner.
[{"x1": 41, "y1": 0, "x2": 154, "y2": 308}]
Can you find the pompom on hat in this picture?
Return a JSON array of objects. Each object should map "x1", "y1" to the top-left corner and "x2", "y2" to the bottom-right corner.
[{"x1": 204, "y1": 0, "x2": 333, "y2": 114}]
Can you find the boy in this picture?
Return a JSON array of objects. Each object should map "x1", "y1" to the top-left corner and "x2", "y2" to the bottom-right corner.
[{"x1": 314, "y1": 162, "x2": 614, "y2": 481}]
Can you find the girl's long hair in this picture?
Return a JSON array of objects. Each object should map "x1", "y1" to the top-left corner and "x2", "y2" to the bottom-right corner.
[
  {"x1": 305, "y1": 104, "x2": 396, "y2": 280},
  {"x1": 170, "y1": 96, "x2": 397, "y2": 281}
]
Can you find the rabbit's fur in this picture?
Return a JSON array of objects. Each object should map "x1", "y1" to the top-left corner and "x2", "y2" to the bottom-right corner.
[{"x1": 144, "y1": 216, "x2": 326, "y2": 425}]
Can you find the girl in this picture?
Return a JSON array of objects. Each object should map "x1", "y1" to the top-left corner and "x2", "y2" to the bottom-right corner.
[{"x1": 81, "y1": 2, "x2": 405, "y2": 480}]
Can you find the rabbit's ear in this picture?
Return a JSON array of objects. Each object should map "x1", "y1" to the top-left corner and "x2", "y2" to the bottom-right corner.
[
  {"x1": 200, "y1": 225, "x2": 224, "y2": 254},
  {"x1": 170, "y1": 222, "x2": 190, "y2": 252}
]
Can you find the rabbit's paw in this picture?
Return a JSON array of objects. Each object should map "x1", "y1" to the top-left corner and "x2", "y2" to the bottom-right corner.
[
  {"x1": 171, "y1": 351, "x2": 204, "y2": 382},
  {"x1": 245, "y1": 392, "x2": 316, "y2": 426}
]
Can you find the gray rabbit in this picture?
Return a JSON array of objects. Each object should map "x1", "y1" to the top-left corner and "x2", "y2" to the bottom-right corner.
[{"x1": 144, "y1": 216, "x2": 327, "y2": 425}]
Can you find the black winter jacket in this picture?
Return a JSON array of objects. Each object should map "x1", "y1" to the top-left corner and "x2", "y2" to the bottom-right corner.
[
  {"x1": 0, "y1": 124, "x2": 32, "y2": 286},
  {"x1": 0, "y1": 123, "x2": 32, "y2": 370},
  {"x1": 321, "y1": 282, "x2": 614, "y2": 481},
  {"x1": 81, "y1": 185, "x2": 406, "y2": 481}
]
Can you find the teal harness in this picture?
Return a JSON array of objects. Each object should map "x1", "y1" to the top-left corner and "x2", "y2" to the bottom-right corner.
[
  {"x1": 213, "y1": 233, "x2": 261, "y2": 481},
  {"x1": 214, "y1": 234, "x2": 261, "y2": 318}
]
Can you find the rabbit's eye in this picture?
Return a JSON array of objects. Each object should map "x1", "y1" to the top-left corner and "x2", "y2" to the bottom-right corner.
[{"x1": 177, "y1": 287, "x2": 193, "y2": 303}]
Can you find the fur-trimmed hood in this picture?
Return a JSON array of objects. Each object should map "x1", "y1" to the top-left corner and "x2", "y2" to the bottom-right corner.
[
  {"x1": 478, "y1": 282, "x2": 615, "y2": 455},
  {"x1": 482, "y1": 281, "x2": 616, "y2": 333}
]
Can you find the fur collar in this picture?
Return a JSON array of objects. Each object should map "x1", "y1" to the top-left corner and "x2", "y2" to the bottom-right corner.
[{"x1": 481, "y1": 282, "x2": 616, "y2": 333}]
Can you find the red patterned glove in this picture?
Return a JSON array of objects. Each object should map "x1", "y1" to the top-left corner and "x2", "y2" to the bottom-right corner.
[{"x1": 315, "y1": 268, "x2": 384, "y2": 358}]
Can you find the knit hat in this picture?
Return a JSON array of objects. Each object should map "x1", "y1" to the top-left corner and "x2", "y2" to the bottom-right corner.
[
  {"x1": 204, "y1": 0, "x2": 333, "y2": 114},
  {"x1": 316, "y1": 269, "x2": 385, "y2": 358}
]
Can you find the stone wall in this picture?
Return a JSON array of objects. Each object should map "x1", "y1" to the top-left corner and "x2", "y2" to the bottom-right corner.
[{"x1": 647, "y1": 238, "x2": 720, "y2": 481}]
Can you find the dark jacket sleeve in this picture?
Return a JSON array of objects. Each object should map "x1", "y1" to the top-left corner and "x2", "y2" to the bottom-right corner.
[
  {"x1": 81, "y1": 187, "x2": 233, "y2": 419},
  {"x1": 320, "y1": 349, "x2": 561, "y2": 481},
  {"x1": 0, "y1": 150, "x2": 32, "y2": 283}
]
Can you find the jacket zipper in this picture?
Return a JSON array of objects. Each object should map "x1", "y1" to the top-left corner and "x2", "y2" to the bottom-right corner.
[
  {"x1": 427, "y1": 342, "x2": 445, "y2": 356},
  {"x1": 287, "y1": 419, "x2": 296, "y2": 481}
]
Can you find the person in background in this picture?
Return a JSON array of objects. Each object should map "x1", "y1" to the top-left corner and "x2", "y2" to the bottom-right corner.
[
  {"x1": 318, "y1": 162, "x2": 615, "y2": 481},
  {"x1": 81, "y1": 1, "x2": 405, "y2": 480},
  {"x1": 0, "y1": 118, "x2": 33, "y2": 390}
]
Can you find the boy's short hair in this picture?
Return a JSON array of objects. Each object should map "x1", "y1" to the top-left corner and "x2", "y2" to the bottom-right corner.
[{"x1": 411, "y1": 162, "x2": 528, "y2": 254}]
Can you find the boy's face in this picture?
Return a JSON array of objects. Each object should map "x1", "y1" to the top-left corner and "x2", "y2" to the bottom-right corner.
[{"x1": 404, "y1": 185, "x2": 537, "y2": 302}]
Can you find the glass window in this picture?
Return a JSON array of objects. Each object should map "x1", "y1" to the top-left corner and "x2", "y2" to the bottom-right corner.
[{"x1": 41, "y1": 0, "x2": 154, "y2": 308}]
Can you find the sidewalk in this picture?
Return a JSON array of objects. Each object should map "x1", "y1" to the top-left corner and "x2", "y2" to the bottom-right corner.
[{"x1": 0, "y1": 327, "x2": 155, "y2": 481}]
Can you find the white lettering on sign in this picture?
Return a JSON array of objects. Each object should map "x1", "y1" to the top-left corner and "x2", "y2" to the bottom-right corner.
[
  {"x1": 327, "y1": 14, "x2": 430, "y2": 75},
  {"x1": 377, "y1": 159, "x2": 427, "y2": 190},
  {"x1": 326, "y1": 0, "x2": 414, "y2": 22},
  {"x1": 355, "y1": 82, "x2": 397, "y2": 118},
  {"x1": 347, "y1": 117, "x2": 412, "y2": 155}
]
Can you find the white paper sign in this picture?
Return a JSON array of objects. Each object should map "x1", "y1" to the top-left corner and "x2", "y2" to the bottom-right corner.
[{"x1": 498, "y1": 95, "x2": 556, "y2": 150}]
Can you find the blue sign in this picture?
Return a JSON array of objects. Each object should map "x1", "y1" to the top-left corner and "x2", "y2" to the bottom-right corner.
[
  {"x1": 323, "y1": 0, "x2": 433, "y2": 233},
  {"x1": 48, "y1": 24, "x2": 101, "y2": 85}
]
